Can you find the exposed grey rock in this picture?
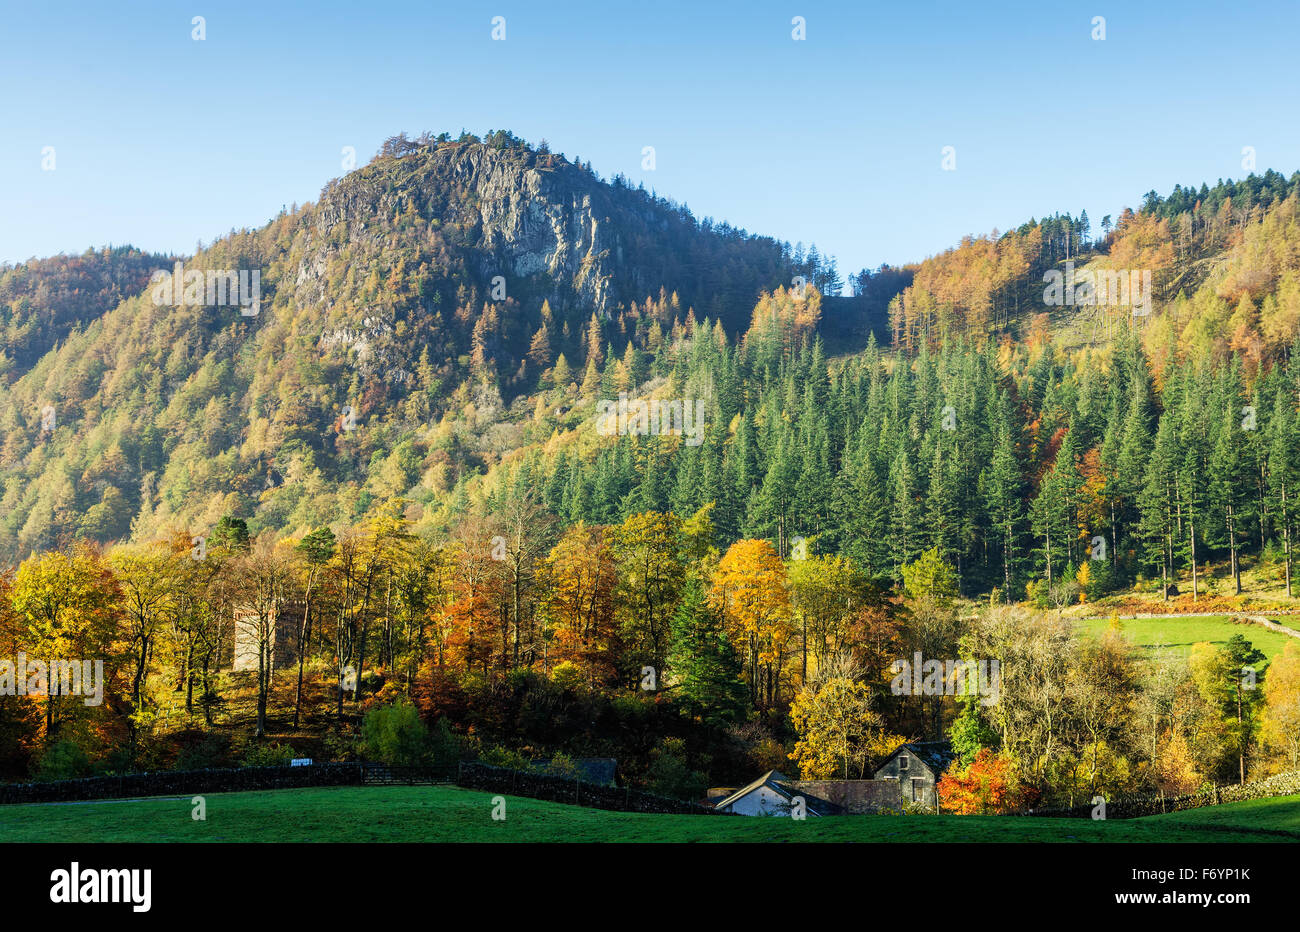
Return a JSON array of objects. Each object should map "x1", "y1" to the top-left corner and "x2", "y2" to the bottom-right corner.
[{"x1": 312, "y1": 144, "x2": 631, "y2": 317}]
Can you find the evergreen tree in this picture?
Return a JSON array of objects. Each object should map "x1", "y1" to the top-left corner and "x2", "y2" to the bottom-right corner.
[
  {"x1": 669, "y1": 576, "x2": 748, "y2": 726},
  {"x1": 981, "y1": 390, "x2": 1026, "y2": 598}
]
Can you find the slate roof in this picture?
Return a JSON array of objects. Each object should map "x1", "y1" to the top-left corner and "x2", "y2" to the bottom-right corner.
[
  {"x1": 713, "y1": 769, "x2": 840, "y2": 816},
  {"x1": 880, "y1": 741, "x2": 957, "y2": 777}
]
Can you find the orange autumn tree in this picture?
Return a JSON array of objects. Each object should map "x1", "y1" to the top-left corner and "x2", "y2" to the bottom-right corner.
[
  {"x1": 936, "y1": 748, "x2": 1025, "y2": 814},
  {"x1": 710, "y1": 539, "x2": 792, "y2": 708},
  {"x1": 442, "y1": 517, "x2": 507, "y2": 677}
]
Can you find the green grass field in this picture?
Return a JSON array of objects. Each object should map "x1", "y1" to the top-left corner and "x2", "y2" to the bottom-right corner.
[
  {"x1": 1078, "y1": 614, "x2": 1297, "y2": 663},
  {"x1": 1, "y1": 785, "x2": 1297, "y2": 842},
  {"x1": 1271, "y1": 616, "x2": 1300, "y2": 634}
]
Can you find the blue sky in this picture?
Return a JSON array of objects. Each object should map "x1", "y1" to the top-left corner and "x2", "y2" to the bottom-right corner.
[{"x1": 3, "y1": 0, "x2": 1298, "y2": 277}]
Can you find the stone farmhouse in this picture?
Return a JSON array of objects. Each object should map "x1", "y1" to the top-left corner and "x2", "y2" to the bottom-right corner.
[{"x1": 711, "y1": 741, "x2": 957, "y2": 816}]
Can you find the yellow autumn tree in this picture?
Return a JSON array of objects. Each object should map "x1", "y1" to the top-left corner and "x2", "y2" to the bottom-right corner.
[
  {"x1": 9, "y1": 545, "x2": 123, "y2": 745},
  {"x1": 789, "y1": 676, "x2": 882, "y2": 779},
  {"x1": 542, "y1": 523, "x2": 619, "y2": 689},
  {"x1": 609, "y1": 511, "x2": 685, "y2": 676},
  {"x1": 1155, "y1": 729, "x2": 1203, "y2": 796},
  {"x1": 787, "y1": 555, "x2": 866, "y2": 688},
  {"x1": 1263, "y1": 641, "x2": 1300, "y2": 769},
  {"x1": 710, "y1": 539, "x2": 792, "y2": 707}
]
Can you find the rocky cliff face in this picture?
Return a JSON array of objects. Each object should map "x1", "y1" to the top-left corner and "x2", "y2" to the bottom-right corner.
[
  {"x1": 310, "y1": 143, "x2": 637, "y2": 316},
  {"x1": 303, "y1": 139, "x2": 788, "y2": 330}
]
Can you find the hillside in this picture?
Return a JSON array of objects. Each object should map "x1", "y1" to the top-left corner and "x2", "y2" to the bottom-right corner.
[
  {"x1": 5, "y1": 142, "x2": 1296, "y2": 568},
  {"x1": 5, "y1": 134, "x2": 1300, "y2": 808},
  {"x1": 0, "y1": 247, "x2": 171, "y2": 384},
  {"x1": 0, "y1": 133, "x2": 825, "y2": 560}
]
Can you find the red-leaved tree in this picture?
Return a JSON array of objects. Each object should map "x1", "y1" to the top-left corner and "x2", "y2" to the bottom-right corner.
[{"x1": 936, "y1": 749, "x2": 1025, "y2": 814}]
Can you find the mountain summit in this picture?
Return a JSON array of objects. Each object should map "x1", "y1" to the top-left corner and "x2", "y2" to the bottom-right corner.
[{"x1": 0, "y1": 132, "x2": 804, "y2": 558}]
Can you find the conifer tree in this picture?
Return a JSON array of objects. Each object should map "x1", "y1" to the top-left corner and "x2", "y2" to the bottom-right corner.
[
  {"x1": 669, "y1": 577, "x2": 748, "y2": 726},
  {"x1": 981, "y1": 390, "x2": 1025, "y2": 598}
]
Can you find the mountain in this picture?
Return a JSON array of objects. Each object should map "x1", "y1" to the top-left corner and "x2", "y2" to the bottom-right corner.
[
  {"x1": 316, "y1": 131, "x2": 799, "y2": 332},
  {"x1": 0, "y1": 133, "x2": 819, "y2": 561},
  {"x1": 4, "y1": 131, "x2": 1298, "y2": 575}
]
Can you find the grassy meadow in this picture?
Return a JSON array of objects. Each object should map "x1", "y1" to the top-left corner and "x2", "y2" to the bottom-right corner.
[{"x1": 2, "y1": 784, "x2": 1297, "y2": 843}]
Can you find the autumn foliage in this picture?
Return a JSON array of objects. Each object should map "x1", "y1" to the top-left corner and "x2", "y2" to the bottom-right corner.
[{"x1": 936, "y1": 749, "x2": 1026, "y2": 815}]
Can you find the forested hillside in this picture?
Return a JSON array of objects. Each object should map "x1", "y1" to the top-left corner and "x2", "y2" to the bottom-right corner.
[
  {"x1": 456, "y1": 169, "x2": 1300, "y2": 607},
  {"x1": 0, "y1": 133, "x2": 846, "y2": 559},
  {"x1": 4, "y1": 134, "x2": 1300, "y2": 805},
  {"x1": 889, "y1": 170, "x2": 1300, "y2": 351},
  {"x1": 0, "y1": 246, "x2": 171, "y2": 383}
]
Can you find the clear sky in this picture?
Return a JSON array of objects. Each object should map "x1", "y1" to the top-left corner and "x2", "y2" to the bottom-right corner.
[{"x1": 3, "y1": 0, "x2": 1298, "y2": 276}]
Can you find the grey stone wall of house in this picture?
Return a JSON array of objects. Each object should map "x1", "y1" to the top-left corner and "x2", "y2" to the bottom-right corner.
[
  {"x1": 873, "y1": 753, "x2": 939, "y2": 807},
  {"x1": 791, "y1": 780, "x2": 903, "y2": 814}
]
